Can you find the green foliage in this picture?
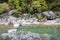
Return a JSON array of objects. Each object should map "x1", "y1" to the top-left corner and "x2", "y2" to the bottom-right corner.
[
  {"x1": 8, "y1": 0, "x2": 20, "y2": 9},
  {"x1": 34, "y1": 14, "x2": 42, "y2": 21},
  {"x1": 8, "y1": 0, "x2": 27, "y2": 12},
  {"x1": 28, "y1": 6, "x2": 33, "y2": 13},
  {"x1": 11, "y1": 9, "x2": 22, "y2": 18},
  {"x1": 0, "y1": 3, "x2": 8, "y2": 14},
  {"x1": 8, "y1": 0, "x2": 48, "y2": 13},
  {"x1": 56, "y1": 12, "x2": 60, "y2": 17},
  {"x1": 33, "y1": 0, "x2": 48, "y2": 12},
  {"x1": 20, "y1": 0, "x2": 27, "y2": 12},
  {"x1": 8, "y1": 0, "x2": 49, "y2": 18},
  {"x1": 9, "y1": 0, "x2": 23, "y2": 17},
  {"x1": 49, "y1": 0, "x2": 60, "y2": 11},
  {"x1": 43, "y1": 16, "x2": 47, "y2": 21}
]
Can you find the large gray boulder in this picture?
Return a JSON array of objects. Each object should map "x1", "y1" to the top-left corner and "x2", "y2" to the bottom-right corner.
[{"x1": 42, "y1": 11, "x2": 56, "y2": 20}]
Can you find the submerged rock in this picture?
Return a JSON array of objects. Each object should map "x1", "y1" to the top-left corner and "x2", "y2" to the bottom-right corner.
[
  {"x1": 8, "y1": 29, "x2": 17, "y2": 33},
  {"x1": 1, "y1": 33, "x2": 11, "y2": 40},
  {"x1": 1, "y1": 31, "x2": 57, "y2": 40}
]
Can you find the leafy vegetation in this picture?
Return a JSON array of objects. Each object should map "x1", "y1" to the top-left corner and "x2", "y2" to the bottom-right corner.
[
  {"x1": 49, "y1": 0, "x2": 60, "y2": 11},
  {"x1": 7, "y1": 0, "x2": 48, "y2": 18},
  {"x1": 8, "y1": 0, "x2": 20, "y2": 9},
  {"x1": 11, "y1": 9, "x2": 22, "y2": 18},
  {"x1": 8, "y1": 0, "x2": 48, "y2": 13},
  {"x1": 0, "y1": 3, "x2": 9, "y2": 14},
  {"x1": 0, "y1": 0, "x2": 60, "y2": 17},
  {"x1": 33, "y1": 0, "x2": 48, "y2": 11},
  {"x1": 45, "y1": 0, "x2": 60, "y2": 11}
]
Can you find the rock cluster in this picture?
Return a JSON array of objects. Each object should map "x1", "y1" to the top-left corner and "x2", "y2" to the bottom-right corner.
[
  {"x1": 1, "y1": 30, "x2": 57, "y2": 40},
  {"x1": 0, "y1": 15, "x2": 39, "y2": 27},
  {"x1": 0, "y1": 11, "x2": 60, "y2": 27}
]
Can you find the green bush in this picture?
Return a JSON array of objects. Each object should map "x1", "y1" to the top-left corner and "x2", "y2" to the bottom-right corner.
[
  {"x1": 11, "y1": 9, "x2": 22, "y2": 18},
  {"x1": 55, "y1": 12, "x2": 60, "y2": 17},
  {"x1": 28, "y1": 6, "x2": 33, "y2": 13},
  {"x1": 33, "y1": 0, "x2": 48, "y2": 12},
  {"x1": 47, "y1": 0, "x2": 60, "y2": 11},
  {"x1": 8, "y1": 0, "x2": 48, "y2": 13},
  {"x1": 34, "y1": 13, "x2": 43, "y2": 21},
  {"x1": 0, "y1": 3, "x2": 9, "y2": 14},
  {"x1": 8, "y1": 0, "x2": 20, "y2": 9},
  {"x1": 21, "y1": 0, "x2": 27, "y2": 13}
]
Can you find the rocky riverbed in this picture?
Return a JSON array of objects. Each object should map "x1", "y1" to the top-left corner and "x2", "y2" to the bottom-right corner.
[
  {"x1": 1, "y1": 30, "x2": 57, "y2": 40},
  {"x1": 0, "y1": 11, "x2": 60, "y2": 27}
]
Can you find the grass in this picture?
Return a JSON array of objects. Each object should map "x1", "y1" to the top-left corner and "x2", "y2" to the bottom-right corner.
[{"x1": 0, "y1": 25, "x2": 60, "y2": 40}]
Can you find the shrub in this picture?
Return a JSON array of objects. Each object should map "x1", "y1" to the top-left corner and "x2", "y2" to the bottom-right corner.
[
  {"x1": 20, "y1": 0, "x2": 28, "y2": 13},
  {"x1": 49, "y1": 1, "x2": 60, "y2": 11},
  {"x1": 34, "y1": 13, "x2": 43, "y2": 21},
  {"x1": 28, "y1": 6, "x2": 33, "y2": 13},
  {"x1": 33, "y1": 0, "x2": 48, "y2": 12},
  {"x1": 8, "y1": 0, "x2": 20, "y2": 9},
  {"x1": 11, "y1": 9, "x2": 22, "y2": 18},
  {"x1": 8, "y1": 0, "x2": 48, "y2": 13},
  {"x1": 55, "y1": 12, "x2": 60, "y2": 17},
  {"x1": 0, "y1": 3, "x2": 9, "y2": 14}
]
